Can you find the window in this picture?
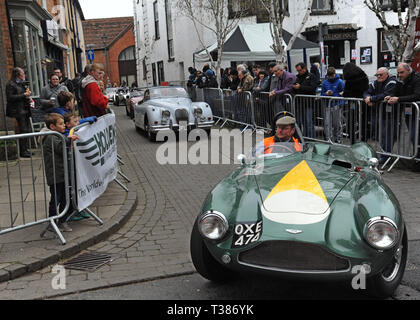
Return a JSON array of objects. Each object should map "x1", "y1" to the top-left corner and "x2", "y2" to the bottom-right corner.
[
  {"x1": 380, "y1": 31, "x2": 392, "y2": 52},
  {"x1": 152, "y1": 63, "x2": 157, "y2": 86},
  {"x1": 228, "y1": 0, "x2": 289, "y2": 21},
  {"x1": 153, "y1": 1, "x2": 160, "y2": 40},
  {"x1": 165, "y1": 0, "x2": 174, "y2": 59},
  {"x1": 119, "y1": 46, "x2": 136, "y2": 61},
  {"x1": 12, "y1": 20, "x2": 43, "y2": 96},
  {"x1": 143, "y1": 59, "x2": 147, "y2": 80},
  {"x1": 312, "y1": 0, "x2": 334, "y2": 14},
  {"x1": 157, "y1": 61, "x2": 165, "y2": 84}
]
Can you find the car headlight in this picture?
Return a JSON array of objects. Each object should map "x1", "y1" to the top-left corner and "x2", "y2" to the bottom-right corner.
[
  {"x1": 194, "y1": 107, "x2": 203, "y2": 117},
  {"x1": 162, "y1": 110, "x2": 171, "y2": 118},
  {"x1": 364, "y1": 217, "x2": 399, "y2": 250},
  {"x1": 199, "y1": 211, "x2": 229, "y2": 241}
]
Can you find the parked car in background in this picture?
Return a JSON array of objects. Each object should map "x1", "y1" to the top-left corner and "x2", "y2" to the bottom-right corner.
[
  {"x1": 105, "y1": 87, "x2": 118, "y2": 102},
  {"x1": 126, "y1": 89, "x2": 145, "y2": 119},
  {"x1": 114, "y1": 88, "x2": 129, "y2": 106},
  {"x1": 190, "y1": 114, "x2": 407, "y2": 299},
  {"x1": 134, "y1": 86, "x2": 214, "y2": 141}
]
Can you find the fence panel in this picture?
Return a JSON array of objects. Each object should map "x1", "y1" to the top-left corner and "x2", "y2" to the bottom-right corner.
[
  {"x1": 203, "y1": 88, "x2": 224, "y2": 120},
  {"x1": 376, "y1": 101, "x2": 419, "y2": 161},
  {"x1": 293, "y1": 94, "x2": 420, "y2": 163},
  {"x1": 0, "y1": 131, "x2": 70, "y2": 244},
  {"x1": 253, "y1": 93, "x2": 294, "y2": 131}
]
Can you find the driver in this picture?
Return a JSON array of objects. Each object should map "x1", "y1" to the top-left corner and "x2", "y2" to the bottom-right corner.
[{"x1": 264, "y1": 116, "x2": 302, "y2": 154}]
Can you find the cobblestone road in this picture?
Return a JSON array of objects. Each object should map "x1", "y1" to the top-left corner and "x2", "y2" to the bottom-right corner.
[{"x1": 0, "y1": 107, "x2": 419, "y2": 300}]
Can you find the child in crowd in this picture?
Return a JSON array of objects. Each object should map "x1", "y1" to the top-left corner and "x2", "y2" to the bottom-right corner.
[
  {"x1": 42, "y1": 113, "x2": 79, "y2": 232},
  {"x1": 63, "y1": 112, "x2": 97, "y2": 221},
  {"x1": 51, "y1": 91, "x2": 75, "y2": 116},
  {"x1": 63, "y1": 112, "x2": 97, "y2": 136}
]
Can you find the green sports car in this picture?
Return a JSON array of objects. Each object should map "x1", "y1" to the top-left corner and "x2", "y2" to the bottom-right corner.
[{"x1": 190, "y1": 130, "x2": 407, "y2": 299}]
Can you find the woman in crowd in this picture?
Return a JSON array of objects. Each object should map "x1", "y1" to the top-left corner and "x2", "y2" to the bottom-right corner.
[{"x1": 40, "y1": 73, "x2": 69, "y2": 113}]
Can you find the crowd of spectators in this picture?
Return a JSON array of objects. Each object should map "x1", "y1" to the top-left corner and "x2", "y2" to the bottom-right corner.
[
  {"x1": 5, "y1": 63, "x2": 111, "y2": 232},
  {"x1": 187, "y1": 60, "x2": 420, "y2": 161}
]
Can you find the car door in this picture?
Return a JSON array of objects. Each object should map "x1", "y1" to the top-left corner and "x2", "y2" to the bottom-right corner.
[{"x1": 135, "y1": 89, "x2": 149, "y2": 129}]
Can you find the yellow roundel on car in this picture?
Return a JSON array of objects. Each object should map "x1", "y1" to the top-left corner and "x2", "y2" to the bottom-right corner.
[{"x1": 261, "y1": 161, "x2": 331, "y2": 225}]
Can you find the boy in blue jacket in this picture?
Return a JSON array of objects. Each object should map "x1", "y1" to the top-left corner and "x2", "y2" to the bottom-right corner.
[{"x1": 321, "y1": 67, "x2": 345, "y2": 143}]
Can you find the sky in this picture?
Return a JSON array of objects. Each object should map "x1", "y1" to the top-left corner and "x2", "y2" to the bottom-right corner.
[{"x1": 79, "y1": 0, "x2": 134, "y2": 19}]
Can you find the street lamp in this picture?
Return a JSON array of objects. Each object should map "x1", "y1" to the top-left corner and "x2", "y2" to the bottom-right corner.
[{"x1": 101, "y1": 33, "x2": 109, "y2": 82}]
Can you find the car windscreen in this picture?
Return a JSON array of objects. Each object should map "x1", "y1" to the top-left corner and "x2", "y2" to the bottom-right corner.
[
  {"x1": 130, "y1": 90, "x2": 144, "y2": 97},
  {"x1": 254, "y1": 142, "x2": 303, "y2": 159},
  {"x1": 149, "y1": 87, "x2": 189, "y2": 99}
]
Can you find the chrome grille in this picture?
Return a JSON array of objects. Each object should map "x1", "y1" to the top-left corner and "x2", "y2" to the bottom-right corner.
[
  {"x1": 175, "y1": 109, "x2": 189, "y2": 122},
  {"x1": 238, "y1": 241, "x2": 350, "y2": 272}
]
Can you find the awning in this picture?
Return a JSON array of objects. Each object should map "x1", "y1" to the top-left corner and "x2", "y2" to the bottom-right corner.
[{"x1": 194, "y1": 23, "x2": 320, "y2": 63}]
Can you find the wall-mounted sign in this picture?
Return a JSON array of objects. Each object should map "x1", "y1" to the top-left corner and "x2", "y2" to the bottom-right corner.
[{"x1": 360, "y1": 46, "x2": 372, "y2": 64}]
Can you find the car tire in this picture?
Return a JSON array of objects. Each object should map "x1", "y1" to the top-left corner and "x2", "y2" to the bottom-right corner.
[
  {"x1": 114, "y1": 98, "x2": 119, "y2": 106},
  {"x1": 144, "y1": 117, "x2": 156, "y2": 142},
  {"x1": 367, "y1": 226, "x2": 408, "y2": 299},
  {"x1": 190, "y1": 218, "x2": 234, "y2": 283}
]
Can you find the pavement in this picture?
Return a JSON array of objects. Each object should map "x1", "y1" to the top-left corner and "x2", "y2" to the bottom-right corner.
[
  {"x1": 0, "y1": 147, "x2": 137, "y2": 284},
  {"x1": 0, "y1": 107, "x2": 419, "y2": 300}
]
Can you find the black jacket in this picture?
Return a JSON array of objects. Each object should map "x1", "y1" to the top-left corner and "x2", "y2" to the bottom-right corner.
[
  {"x1": 392, "y1": 71, "x2": 420, "y2": 103},
  {"x1": 343, "y1": 63, "x2": 369, "y2": 98},
  {"x1": 363, "y1": 75, "x2": 397, "y2": 103},
  {"x1": 293, "y1": 71, "x2": 319, "y2": 95},
  {"x1": 5, "y1": 80, "x2": 31, "y2": 118}
]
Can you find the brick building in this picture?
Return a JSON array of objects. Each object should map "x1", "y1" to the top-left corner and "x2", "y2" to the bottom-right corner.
[
  {"x1": 83, "y1": 17, "x2": 137, "y2": 87},
  {"x1": 0, "y1": 0, "x2": 87, "y2": 132}
]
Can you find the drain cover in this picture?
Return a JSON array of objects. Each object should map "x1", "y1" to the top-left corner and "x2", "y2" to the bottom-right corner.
[{"x1": 63, "y1": 252, "x2": 117, "y2": 272}]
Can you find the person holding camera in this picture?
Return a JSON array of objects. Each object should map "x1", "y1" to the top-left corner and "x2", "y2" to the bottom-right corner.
[
  {"x1": 40, "y1": 73, "x2": 69, "y2": 113},
  {"x1": 5, "y1": 67, "x2": 34, "y2": 158}
]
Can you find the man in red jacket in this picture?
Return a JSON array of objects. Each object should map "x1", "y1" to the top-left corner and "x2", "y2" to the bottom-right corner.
[{"x1": 81, "y1": 63, "x2": 109, "y2": 117}]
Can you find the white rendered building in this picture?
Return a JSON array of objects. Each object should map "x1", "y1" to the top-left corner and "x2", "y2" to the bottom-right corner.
[{"x1": 133, "y1": 0, "x2": 401, "y2": 87}]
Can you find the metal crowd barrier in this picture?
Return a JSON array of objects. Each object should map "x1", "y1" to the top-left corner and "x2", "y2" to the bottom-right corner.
[
  {"x1": 293, "y1": 95, "x2": 364, "y2": 144},
  {"x1": 0, "y1": 131, "x2": 70, "y2": 245},
  {"x1": 188, "y1": 87, "x2": 419, "y2": 169},
  {"x1": 220, "y1": 90, "x2": 256, "y2": 131},
  {"x1": 375, "y1": 101, "x2": 419, "y2": 170},
  {"x1": 253, "y1": 92, "x2": 293, "y2": 131},
  {"x1": 203, "y1": 88, "x2": 224, "y2": 123},
  {"x1": 293, "y1": 94, "x2": 419, "y2": 170}
]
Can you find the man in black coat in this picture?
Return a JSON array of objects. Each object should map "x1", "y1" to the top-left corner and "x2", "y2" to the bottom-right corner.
[
  {"x1": 385, "y1": 62, "x2": 420, "y2": 156},
  {"x1": 343, "y1": 62, "x2": 370, "y2": 143},
  {"x1": 54, "y1": 68, "x2": 74, "y2": 93},
  {"x1": 363, "y1": 68, "x2": 397, "y2": 162},
  {"x1": 293, "y1": 62, "x2": 319, "y2": 138},
  {"x1": 5, "y1": 67, "x2": 33, "y2": 158}
]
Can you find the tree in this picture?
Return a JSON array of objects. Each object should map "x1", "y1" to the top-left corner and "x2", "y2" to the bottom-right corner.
[
  {"x1": 364, "y1": 0, "x2": 420, "y2": 63},
  {"x1": 258, "y1": 0, "x2": 314, "y2": 64},
  {"x1": 174, "y1": 0, "x2": 251, "y2": 86}
]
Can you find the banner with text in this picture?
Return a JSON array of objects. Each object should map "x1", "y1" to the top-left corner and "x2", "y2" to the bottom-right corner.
[{"x1": 73, "y1": 113, "x2": 118, "y2": 211}]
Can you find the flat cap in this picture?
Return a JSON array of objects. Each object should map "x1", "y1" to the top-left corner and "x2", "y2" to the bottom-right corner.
[{"x1": 276, "y1": 116, "x2": 296, "y2": 126}]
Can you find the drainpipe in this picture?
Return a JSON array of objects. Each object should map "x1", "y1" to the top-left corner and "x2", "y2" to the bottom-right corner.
[{"x1": 5, "y1": 0, "x2": 17, "y2": 66}]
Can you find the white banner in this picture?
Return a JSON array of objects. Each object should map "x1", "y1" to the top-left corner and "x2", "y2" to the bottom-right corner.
[{"x1": 73, "y1": 113, "x2": 118, "y2": 211}]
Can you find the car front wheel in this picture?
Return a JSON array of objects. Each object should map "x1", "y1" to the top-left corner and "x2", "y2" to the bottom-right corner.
[
  {"x1": 190, "y1": 217, "x2": 234, "y2": 282},
  {"x1": 144, "y1": 117, "x2": 156, "y2": 142},
  {"x1": 367, "y1": 226, "x2": 408, "y2": 299}
]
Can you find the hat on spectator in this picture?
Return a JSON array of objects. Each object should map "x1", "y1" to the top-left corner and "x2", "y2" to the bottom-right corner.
[{"x1": 276, "y1": 116, "x2": 296, "y2": 126}]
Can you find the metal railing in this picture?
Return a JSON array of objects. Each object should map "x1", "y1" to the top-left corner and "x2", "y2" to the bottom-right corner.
[
  {"x1": 186, "y1": 86, "x2": 419, "y2": 169},
  {"x1": 253, "y1": 92, "x2": 293, "y2": 131},
  {"x1": 0, "y1": 131, "x2": 70, "y2": 244}
]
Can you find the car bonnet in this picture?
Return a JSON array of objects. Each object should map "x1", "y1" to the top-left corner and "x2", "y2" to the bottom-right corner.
[{"x1": 255, "y1": 158, "x2": 354, "y2": 225}]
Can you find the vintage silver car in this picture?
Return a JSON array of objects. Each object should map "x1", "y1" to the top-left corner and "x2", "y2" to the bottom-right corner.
[
  {"x1": 114, "y1": 88, "x2": 129, "y2": 106},
  {"x1": 134, "y1": 86, "x2": 214, "y2": 141}
]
